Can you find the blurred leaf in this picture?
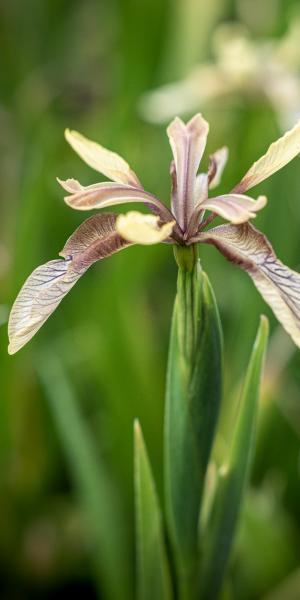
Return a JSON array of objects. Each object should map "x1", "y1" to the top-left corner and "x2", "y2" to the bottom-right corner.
[
  {"x1": 36, "y1": 349, "x2": 131, "y2": 600},
  {"x1": 164, "y1": 252, "x2": 223, "y2": 596},
  {"x1": 199, "y1": 315, "x2": 269, "y2": 599},
  {"x1": 134, "y1": 420, "x2": 172, "y2": 600},
  {"x1": 263, "y1": 567, "x2": 300, "y2": 600}
]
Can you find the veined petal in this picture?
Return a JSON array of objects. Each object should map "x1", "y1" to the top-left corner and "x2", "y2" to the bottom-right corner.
[
  {"x1": 8, "y1": 214, "x2": 130, "y2": 354},
  {"x1": 167, "y1": 114, "x2": 209, "y2": 228},
  {"x1": 194, "y1": 173, "x2": 208, "y2": 204},
  {"x1": 58, "y1": 178, "x2": 173, "y2": 221},
  {"x1": 116, "y1": 211, "x2": 175, "y2": 245},
  {"x1": 208, "y1": 146, "x2": 229, "y2": 189},
  {"x1": 233, "y1": 119, "x2": 300, "y2": 193},
  {"x1": 65, "y1": 129, "x2": 141, "y2": 187},
  {"x1": 196, "y1": 222, "x2": 300, "y2": 348},
  {"x1": 200, "y1": 194, "x2": 267, "y2": 224}
]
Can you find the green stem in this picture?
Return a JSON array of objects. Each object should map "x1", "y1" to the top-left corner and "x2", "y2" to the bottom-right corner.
[{"x1": 164, "y1": 247, "x2": 223, "y2": 599}]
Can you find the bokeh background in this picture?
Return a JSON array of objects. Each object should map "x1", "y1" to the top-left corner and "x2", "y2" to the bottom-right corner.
[{"x1": 1, "y1": 0, "x2": 300, "y2": 598}]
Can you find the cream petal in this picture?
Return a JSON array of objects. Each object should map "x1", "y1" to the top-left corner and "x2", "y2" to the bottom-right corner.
[
  {"x1": 196, "y1": 222, "x2": 300, "y2": 348},
  {"x1": 8, "y1": 214, "x2": 130, "y2": 354},
  {"x1": 65, "y1": 129, "x2": 141, "y2": 187},
  {"x1": 200, "y1": 194, "x2": 267, "y2": 224},
  {"x1": 233, "y1": 118, "x2": 300, "y2": 193},
  {"x1": 116, "y1": 211, "x2": 175, "y2": 245}
]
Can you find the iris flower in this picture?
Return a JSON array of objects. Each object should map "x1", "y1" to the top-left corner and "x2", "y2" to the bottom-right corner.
[{"x1": 8, "y1": 113, "x2": 300, "y2": 354}]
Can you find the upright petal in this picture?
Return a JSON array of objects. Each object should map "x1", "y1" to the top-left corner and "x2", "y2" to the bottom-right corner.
[
  {"x1": 8, "y1": 214, "x2": 130, "y2": 354},
  {"x1": 167, "y1": 114, "x2": 209, "y2": 228},
  {"x1": 233, "y1": 119, "x2": 300, "y2": 193},
  {"x1": 196, "y1": 222, "x2": 300, "y2": 348},
  {"x1": 116, "y1": 211, "x2": 175, "y2": 245},
  {"x1": 208, "y1": 146, "x2": 228, "y2": 189},
  {"x1": 200, "y1": 194, "x2": 267, "y2": 224},
  {"x1": 65, "y1": 129, "x2": 141, "y2": 187}
]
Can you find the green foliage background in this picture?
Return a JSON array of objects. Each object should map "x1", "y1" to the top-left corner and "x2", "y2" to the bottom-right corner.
[{"x1": 1, "y1": 0, "x2": 300, "y2": 597}]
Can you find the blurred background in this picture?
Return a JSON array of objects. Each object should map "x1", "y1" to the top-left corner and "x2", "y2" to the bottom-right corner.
[{"x1": 1, "y1": 0, "x2": 300, "y2": 598}]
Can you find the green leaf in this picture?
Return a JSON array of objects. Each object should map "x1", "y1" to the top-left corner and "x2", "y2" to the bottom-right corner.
[
  {"x1": 199, "y1": 315, "x2": 269, "y2": 599},
  {"x1": 164, "y1": 255, "x2": 223, "y2": 597},
  {"x1": 36, "y1": 349, "x2": 131, "y2": 600},
  {"x1": 134, "y1": 420, "x2": 172, "y2": 600}
]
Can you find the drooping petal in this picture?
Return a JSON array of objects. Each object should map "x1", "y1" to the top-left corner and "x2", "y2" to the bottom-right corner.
[
  {"x1": 196, "y1": 222, "x2": 300, "y2": 348},
  {"x1": 60, "y1": 213, "x2": 130, "y2": 261},
  {"x1": 167, "y1": 114, "x2": 209, "y2": 228},
  {"x1": 116, "y1": 211, "x2": 175, "y2": 245},
  {"x1": 208, "y1": 146, "x2": 229, "y2": 189},
  {"x1": 58, "y1": 178, "x2": 174, "y2": 222},
  {"x1": 233, "y1": 119, "x2": 300, "y2": 193},
  {"x1": 200, "y1": 194, "x2": 267, "y2": 224},
  {"x1": 65, "y1": 129, "x2": 141, "y2": 187},
  {"x1": 8, "y1": 214, "x2": 130, "y2": 354}
]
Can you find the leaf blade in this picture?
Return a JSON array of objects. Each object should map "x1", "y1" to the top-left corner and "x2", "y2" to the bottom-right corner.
[
  {"x1": 199, "y1": 316, "x2": 269, "y2": 599},
  {"x1": 164, "y1": 262, "x2": 223, "y2": 594},
  {"x1": 134, "y1": 420, "x2": 172, "y2": 600},
  {"x1": 37, "y1": 350, "x2": 132, "y2": 600}
]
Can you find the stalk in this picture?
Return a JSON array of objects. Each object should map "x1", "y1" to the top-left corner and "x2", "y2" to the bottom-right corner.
[{"x1": 164, "y1": 245, "x2": 223, "y2": 598}]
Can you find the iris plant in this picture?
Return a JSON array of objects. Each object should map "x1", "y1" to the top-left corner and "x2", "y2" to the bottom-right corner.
[{"x1": 8, "y1": 113, "x2": 300, "y2": 599}]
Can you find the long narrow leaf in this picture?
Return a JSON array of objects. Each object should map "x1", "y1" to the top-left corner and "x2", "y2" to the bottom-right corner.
[
  {"x1": 36, "y1": 349, "x2": 131, "y2": 600},
  {"x1": 134, "y1": 420, "x2": 172, "y2": 600},
  {"x1": 164, "y1": 259, "x2": 223, "y2": 596},
  {"x1": 199, "y1": 316, "x2": 269, "y2": 599}
]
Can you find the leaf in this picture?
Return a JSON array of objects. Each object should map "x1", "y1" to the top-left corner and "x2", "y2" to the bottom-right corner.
[
  {"x1": 197, "y1": 222, "x2": 300, "y2": 348},
  {"x1": 164, "y1": 259, "x2": 223, "y2": 595},
  {"x1": 233, "y1": 118, "x2": 300, "y2": 193},
  {"x1": 199, "y1": 316, "x2": 269, "y2": 600},
  {"x1": 8, "y1": 214, "x2": 130, "y2": 354},
  {"x1": 116, "y1": 211, "x2": 175, "y2": 245},
  {"x1": 167, "y1": 114, "x2": 209, "y2": 228},
  {"x1": 65, "y1": 128, "x2": 141, "y2": 186},
  {"x1": 37, "y1": 350, "x2": 132, "y2": 600},
  {"x1": 200, "y1": 194, "x2": 267, "y2": 224},
  {"x1": 134, "y1": 420, "x2": 172, "y2": 600}
]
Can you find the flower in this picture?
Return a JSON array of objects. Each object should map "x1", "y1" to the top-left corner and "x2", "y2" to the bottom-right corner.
[
  {"x1": 8, "y1": 114, "x2": 300, "y2": 354},
  {"x1": 139, "y1": 20, "x2": 300, "y2": 131}
]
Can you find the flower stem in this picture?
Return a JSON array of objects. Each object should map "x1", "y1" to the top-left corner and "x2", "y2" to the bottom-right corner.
[{"x1": 173, "y1": 244, "x2": 198, "y2": 273}]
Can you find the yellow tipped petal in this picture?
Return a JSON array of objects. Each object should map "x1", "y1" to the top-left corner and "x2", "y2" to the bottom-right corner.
[
  {"x1": 234, "y1": 118, "x2": 300, "y2": 193},
  {"x1": 64, "y1": 129, "x2": 141, "y2": 187},
  {"x1": 116, "y1": 211, "x2": 175, "y2": 245}
]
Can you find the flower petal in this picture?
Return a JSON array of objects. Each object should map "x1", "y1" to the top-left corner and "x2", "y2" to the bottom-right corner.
[
  {"x1": 200, "y1": 194, "x2": 267, "y2": 224},
  {"x1": 194, "y1": 173, "x2": 208, "y2": 204},
  {"x1": 8, "y1": 214, "x2": 130, "y2": 354},
  {"x1": 196, "y1": 222, "x2": 300, "y2": 348},
  {"x1": 208, "y1": 146, "x2": 228, "y2": 189},
  {"x1": 58, "y1": 178, "x2": 174, "y2": 221},
  {"x1": 65, "y1": 129, "x2": 141, "y2": 187},
  {"x1": 167, "y1": 114, "x2": 209, "y2": 228},
  {"x1": 233, "y1": 119, "x2": 300, "y2": 193},
  {"x1": 116, "y1": 211, "x2": 175, "y2": 245}
]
